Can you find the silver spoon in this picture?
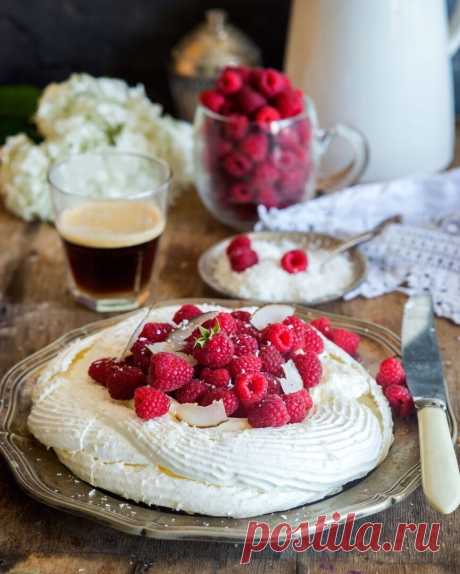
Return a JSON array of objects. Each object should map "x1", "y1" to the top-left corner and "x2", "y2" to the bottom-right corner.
[{"x1": 320, "y1": 214, "x2": 401, "y2": 270}]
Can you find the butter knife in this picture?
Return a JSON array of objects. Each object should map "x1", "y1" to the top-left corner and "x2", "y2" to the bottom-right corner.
[{"x1": 402, "y1": 294, "x2": 460, "y2": 514}]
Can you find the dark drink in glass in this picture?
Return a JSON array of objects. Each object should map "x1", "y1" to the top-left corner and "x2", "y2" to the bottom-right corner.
[{"x1": 49, "y1": 153, "x2": 170, "y2": 312}]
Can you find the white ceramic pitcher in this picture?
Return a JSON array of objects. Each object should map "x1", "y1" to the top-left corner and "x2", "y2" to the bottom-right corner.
[{"x1": 285, "y1": 0, "x2": 460, "y2": 182}]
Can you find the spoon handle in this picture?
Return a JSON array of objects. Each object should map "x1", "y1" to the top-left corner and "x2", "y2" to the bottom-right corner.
[{"x1": 321, "y1": 215, "x2": 401, "y2": 267}]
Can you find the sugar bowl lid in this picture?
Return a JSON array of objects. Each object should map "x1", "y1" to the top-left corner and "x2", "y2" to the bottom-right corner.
[{"x1": 171, "y1": 10, "x2": 261, "y2": 78}]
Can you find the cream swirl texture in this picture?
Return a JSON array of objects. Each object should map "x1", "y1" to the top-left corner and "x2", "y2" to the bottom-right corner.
[{"x1": 28, "y1": 304, "x2": 393, "y2": 517}]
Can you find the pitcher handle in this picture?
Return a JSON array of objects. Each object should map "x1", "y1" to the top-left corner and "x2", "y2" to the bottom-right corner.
[
  {"x1": 315, "y1": 123, "x2": 369, "y2": 192},
  {"x1": 449, "y1": 0, "x2": 460, "y2": 57}
]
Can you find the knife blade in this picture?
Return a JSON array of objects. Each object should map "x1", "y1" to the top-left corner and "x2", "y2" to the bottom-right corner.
[
  {"x1": 401, "y1": 293, "x2": 460, "y2": 514},
  {"x1": 402, "y1": 294, "x2": 447, "y2": 406}
]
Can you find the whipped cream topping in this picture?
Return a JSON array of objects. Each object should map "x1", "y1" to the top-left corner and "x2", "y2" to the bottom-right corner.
[{"x1": 28, "y1": 304, "x2": 393, "y2": 518}]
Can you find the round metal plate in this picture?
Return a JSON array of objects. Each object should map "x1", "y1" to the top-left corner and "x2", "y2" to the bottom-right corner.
[
  {"x1": 0, "y1": 298, "x2": 455, "y2": 542},
  {"x1": 198, "y1": 232, "x2": 368, "y2": 306}
]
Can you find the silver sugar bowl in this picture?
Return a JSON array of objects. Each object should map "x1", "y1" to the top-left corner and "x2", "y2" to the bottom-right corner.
[{"x1": 169, "y1": 9, "x2": 261, "y2": 121}]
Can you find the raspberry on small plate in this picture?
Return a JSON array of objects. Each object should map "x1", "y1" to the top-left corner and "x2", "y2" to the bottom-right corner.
[{"x1": 198, "y1": 231, "x2": 367, "y2": 306}]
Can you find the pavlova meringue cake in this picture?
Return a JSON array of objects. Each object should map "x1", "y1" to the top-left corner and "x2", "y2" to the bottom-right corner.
[{"x1": 28, "y1": 303, "x2": 393, "y2": 518}]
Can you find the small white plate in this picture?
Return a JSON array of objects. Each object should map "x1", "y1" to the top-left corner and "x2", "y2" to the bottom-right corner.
[{"x1": 198, "y1": 231, "x2": 368, "y2": 306}]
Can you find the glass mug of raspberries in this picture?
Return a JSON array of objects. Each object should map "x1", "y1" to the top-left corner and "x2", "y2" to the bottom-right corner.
[{"x1": 194, "y1": 67, "x2": 368, "y2": 230}]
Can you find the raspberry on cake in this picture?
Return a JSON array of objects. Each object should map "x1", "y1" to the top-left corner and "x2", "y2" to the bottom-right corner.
[
  {"x1": 330, "y1": 328, "x2": 361, "y2": 357},
  {"x1": 262, "y1": 323, "x2": 294, "y2": 354},
  {"x1": 134, "y1": 386, "x2": 170, "y2": 420},
  {"x1": 293, "y1": 352, "x2": 322, "y2": 388},
  {"x1": 173, "y1": 304, "x2": 202, "y2": 325},
  {"x1": 28, "y1": 303, "x2": 394, "y2": 519},
  {"x1": 139, "y1": 322, "x2": 173, "y2": 343},
  {"x1": 192, "y1": 331, "x2": 234, "y2": 368},
  {"x1": 234, "y1": 372, "x2": 268, "y2": 407},
  {"x1": 149, "y1": 352, "x2": 193, "y2": 392}
]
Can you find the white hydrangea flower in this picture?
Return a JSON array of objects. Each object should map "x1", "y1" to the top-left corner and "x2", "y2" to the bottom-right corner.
[{"x1": 0, "y1": 74, "x2": 194, "y2": 221}]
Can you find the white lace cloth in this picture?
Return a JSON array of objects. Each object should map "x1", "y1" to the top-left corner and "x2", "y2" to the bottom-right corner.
[{"x1": 257, "y1": 169, "x2": 460, "y2": 323}]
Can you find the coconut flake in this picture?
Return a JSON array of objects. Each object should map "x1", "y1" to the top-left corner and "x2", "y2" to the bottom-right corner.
[
  {"x1": 250, "y1": 304, "x2": 295, "y2": 330},
  {"x1": 172, "y1": 400, "x2": 228, "y2": 427},
  {"x1": 167, "y1": 311, "x2": 219, "y2": 350},
  {"x1": 280, "y1": 360, "x2": 304, "y2": 394}
]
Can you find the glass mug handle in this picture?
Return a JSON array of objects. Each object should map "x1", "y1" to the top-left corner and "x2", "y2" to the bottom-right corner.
[{"x1": 314, "y1": 124, "x2": 369, "y2": 192}]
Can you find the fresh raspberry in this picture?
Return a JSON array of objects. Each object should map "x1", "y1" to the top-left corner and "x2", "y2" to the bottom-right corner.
[
  {"x1": 215, "y1": 138, "x2": 233, "y2": 158},
  {"x1": 229, "y1": 182, "x2": 253, "y2": 204},
  {"x1": 262, "y1": 323, "x2": 294, "y2": 354},
  {"x1": 173, "y1": 304, "x2": 202, "y2": 325},
  {"x1": 226, "y1": 234, "x2": 252, "y2": 256},
  {"x1": 376, "y1": 357, "x2": 406, "y2": 387},
  {"x1": 202, "y1": 312, "x2": 237, "y2": 335},
  {"x1": 235, "y1": 87, "x2": 266, "y2": 115},
  {"x1": 259, "y1": 344, "x2": 285, "y2": 376},
  {"x1": 293, "y1": 352, "x2": 322, "y2": 388},
  {"x1": 264, "y1": 372, "x2": 283, "y2": 395},
  {"x1": 201, "y1": 367, "x2": 230, "y2": 388},
  {"x1": 140, "y1": 322, "x2": 173, "y2": 343},
  {"x1": 231, "y1": 310, "x2": 252, "y2": 322},
  {"x1": 193, "y1": 332, "x2": 234, "y2": 368},
  {"x1": 303, "y1": 326, "x2": 325, "y2": 354},
  {"x1": 107, "y1": 363, "x2": 145, "y2": 400},
  {"x1": 283, "y1": 388, "x2": 313, "y2": 423},
  {"x1": 330, "y1": 328, "x2": 361, "y2": 356},
  {"x1": 240, "y1": 133, "x2": 268, "y2": 163},
  {"x1": 235, "y1": 319, "x2": 261, "y2": 341},
  {"x1": 255, "y1": 68, "x2": 287, "y2": 98},
  {"x1": 232, "y1": 333, "x2": 259, "y2": 357},
  {"x1": 283, "y1": 315, "x2": 307, "y2": 351},
  {"x1": 199, "y1": 388, "x2": 239, "y2": 416},
  {"x1": 223, "y1": 151, "x2": 252, "y2": 177},
  {"x1": 384, "y1": 384, "x2": 415, "y2": 418},
  {"x1": 272, "y1": 149, "x2": 300, "y2": 172},
  {"x1": 229, "y1": 354, "x2": 262, "y2": 378},
  {"x1": 257, "y1": 185, "x2": 280, "y2": 208},
  {"x1": 310, "y1": 317, "x2": 332, "y2": 338},
  {"x1": 149, "y1": 352, "x2": 193, "y2": 392},
  {"x1": 88, "y1": 357, "x2": 118, "y2": 386},
  {"x1": 134, "y1": 386, "x2": 170, "y2": 420},
  {"x1": 228, "y1": 65, "x2": 251, "y2": 82},
  {"x1": 279, "y1": 168, "x2": 306, "y2": 193},
  {"x1": 252, "y1": 161, "x2": 279, "y2": 184},
  {"x1": 247, "y1": 395, "x2": 290, "y2": 428},
  {"x1": 234, "y1": 372, "x2": 268, "y2": 407},
  {"x1": 130, "y1": 337, "x2": 153, "y2": 373},
  {"x1": 200, "y1": 89, "x2": 225, "y2": 113},
  {"x1": 229, "y1": 249, "x2": 259, "y2": 272},
  {"x1": 255, "y1": 105, "x2": 281, "y2": 125},
  {"x1": 217, "y1": 68, "x2": 243, "y2": 94},
  {"x1": 273, "y1": 88, "x2": 304, "y2": 118},
  {"x1": 281, "y1": 249, "x2": 308, "y2": 273},
  {"x1": 223, "y1": 114, "x2": 249, "y2": 141},
  {"x1": 174, "y1": 379, "x2": 208, "y2": 404}
]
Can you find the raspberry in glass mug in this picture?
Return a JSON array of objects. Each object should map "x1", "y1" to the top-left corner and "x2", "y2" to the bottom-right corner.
[{"x1": 193, "y1": 67, "x2": 368, "y2": 230}]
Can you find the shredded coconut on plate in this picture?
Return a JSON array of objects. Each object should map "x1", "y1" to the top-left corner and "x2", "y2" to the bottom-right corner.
[{"x1": 213, "y1": 238, "x2": 357, "y2": 302}]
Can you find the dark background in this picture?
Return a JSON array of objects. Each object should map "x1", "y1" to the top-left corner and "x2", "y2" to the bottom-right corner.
[
  {"x1": 0, "y1": 0, "x2": 290, "y2": 115},
  {"x1": 1, "y1": 0, "x2": 460, "y2": 115}
]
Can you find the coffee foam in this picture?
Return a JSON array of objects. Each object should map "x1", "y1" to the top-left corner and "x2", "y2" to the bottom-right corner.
[{"x1": 57, "y1": 200, "x2": 164, "y2": 248}]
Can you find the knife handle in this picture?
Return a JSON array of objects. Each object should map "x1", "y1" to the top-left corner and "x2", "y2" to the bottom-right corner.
[{"x1": 418, "y1": 406, "x2": 460, "y2": 514}]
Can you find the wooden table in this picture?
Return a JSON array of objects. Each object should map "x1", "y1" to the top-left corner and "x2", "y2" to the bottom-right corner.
[{"x1": 0, "y1": 177, "x2": 459, "y2": 573}]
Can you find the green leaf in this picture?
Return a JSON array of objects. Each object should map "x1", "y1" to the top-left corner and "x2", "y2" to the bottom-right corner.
[{"x1": 0, "y1": 85, "x2": 41, "y2": 118}]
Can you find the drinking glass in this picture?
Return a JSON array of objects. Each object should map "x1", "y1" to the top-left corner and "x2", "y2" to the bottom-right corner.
[
  {"x1": 49, "y1": 152, "x2": 171, "y2": 312},
  {"x1": 194, "y1": 96, "x2": 368, "y2": 230}
]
